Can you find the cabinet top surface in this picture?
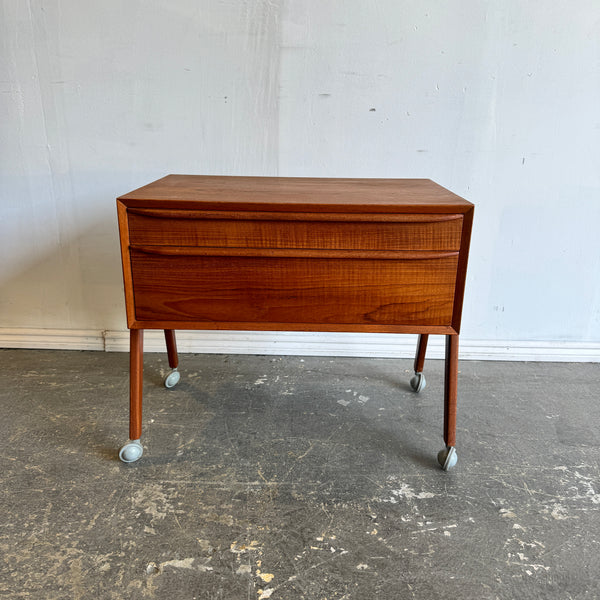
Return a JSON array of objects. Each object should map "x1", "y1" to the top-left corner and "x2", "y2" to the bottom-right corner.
[{"x1": 118, "y1": 175, "x2": 473, "y2": 213}]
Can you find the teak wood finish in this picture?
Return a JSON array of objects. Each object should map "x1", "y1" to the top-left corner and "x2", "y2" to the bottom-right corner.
[{"x1": 117, "y1": 175, "x2": 473, "y2": 467}]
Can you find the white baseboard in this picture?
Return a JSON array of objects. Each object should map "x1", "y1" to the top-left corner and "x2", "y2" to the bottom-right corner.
[
  {"x1": 1, "y1": 328, "x2": 599, "y2": 362},
  {"x1": 0, "y1": 328, "x2": 105, "y2": 351}
]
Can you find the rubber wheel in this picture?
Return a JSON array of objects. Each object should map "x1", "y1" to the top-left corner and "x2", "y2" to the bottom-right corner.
[
  {"x1": 164, "y1": 369, "x2": 181, "y2": 389},
  {"x1": 437, "y1": 446, "x2": 457, "y2": 471},
  {"x1": 119, "y1": 440, "x2": 143, "y2": 463},
  {"x1": 410, "y1": 372, "x2": 426, "y2": 393}
]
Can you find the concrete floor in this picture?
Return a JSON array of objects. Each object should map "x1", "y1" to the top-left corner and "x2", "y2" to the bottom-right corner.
[{"x1": 1, "y1": 349, "x2": 599, "y2": 599}]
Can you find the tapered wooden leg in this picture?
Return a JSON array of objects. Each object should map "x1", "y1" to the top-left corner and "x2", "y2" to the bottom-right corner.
[
  {"x1": 164, "y1": 329, "x2": 179, "y2": 369},
  {"x1": 443, "y1": 334, "x2": 459, "y2": 448},
  {"x1": 129, "y1": 329, "x2": 144, "y2": 440},
  {"x1": 409, "y1": 334, "x2": 429, "y2": 392},
  {"x1": 413, "y1": 334, "x2": 429, "y2": 373}
]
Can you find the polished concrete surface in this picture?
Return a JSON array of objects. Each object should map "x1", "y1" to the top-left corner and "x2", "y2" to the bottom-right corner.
[{"x1": 1, "y1": 349, "x2": 599, "y2": 599}]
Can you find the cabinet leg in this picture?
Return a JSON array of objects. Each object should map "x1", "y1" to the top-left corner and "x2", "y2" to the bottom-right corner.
[
  {"x1": 163, "y1": 329, "x2": 181, "y2": 389},
  {"x1": 164, "y1": 330, "x2": 179, "y2": 369},
  {"x1": 436, "y1": 334, "x2": 459, "y2": 470},
  {"x1": 413, "y1": 334, "x2": 429, "y2": 373},
  {"x1": 129, "y1": 329, "x2": 144, "y2": 441},
  {"x1": 410, "y1": 334, "x2": 429, "y2": 393},
  {"x1": 443, "y1": 334, "x2": 459, "y2": 448}
]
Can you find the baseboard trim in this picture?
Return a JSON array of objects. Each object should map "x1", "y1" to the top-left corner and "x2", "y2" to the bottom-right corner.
[
  {"x1": 1, "y1": 328, "x2": 599, "y2": 362},
  {"x1": 0, "y1": 328, "x2": 105, "y2": 351}
]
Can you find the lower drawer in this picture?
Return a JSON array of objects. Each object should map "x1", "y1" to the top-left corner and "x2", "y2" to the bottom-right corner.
[{"x1": 130, "y1": 250, "x2": 458, "y2": 327}]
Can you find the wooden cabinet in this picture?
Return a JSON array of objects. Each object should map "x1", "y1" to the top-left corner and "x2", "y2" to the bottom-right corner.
[{"x1": 117, "y1": 175, "x2": 473, "y2": 469}]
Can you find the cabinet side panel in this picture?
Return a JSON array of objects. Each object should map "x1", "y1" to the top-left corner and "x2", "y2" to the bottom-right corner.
[
  {"x1": 451, "y1": 206, "x2": 474, "y2": 333},
  {"x1": 117, "y1": 201, "x2": 136, "y2": 328}
]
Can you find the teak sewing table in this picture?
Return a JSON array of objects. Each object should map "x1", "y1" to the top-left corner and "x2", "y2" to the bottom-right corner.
[{"x1": 117, "y1": 175, "x2": 473, "y2": 469}]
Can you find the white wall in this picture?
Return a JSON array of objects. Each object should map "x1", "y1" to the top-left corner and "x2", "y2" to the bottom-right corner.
[{"x1": 1, "y1": 1, "x2": 599, "y2": 350}]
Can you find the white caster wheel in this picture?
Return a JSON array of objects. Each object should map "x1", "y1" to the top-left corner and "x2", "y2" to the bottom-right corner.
[
  {"x1": 164, "y1": 369, "x2": 181, "y2": 389},
  {"x1": 410, "y1": 372, "x2": 426, "y2": 393},
  {"x1": 119, "y1": 440, "x2": 143, "y2": 463},
  {"x1": 437, "y1": 446, "x2": 457, "y2": 471}
]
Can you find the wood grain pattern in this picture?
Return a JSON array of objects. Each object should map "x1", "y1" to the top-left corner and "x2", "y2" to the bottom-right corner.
[
  {"x1": 128, "y1": 211, "x2": 463, "y2": 251},
  {"x1": 118, "y1": 176, "x2": 473, "y2": 333},
  {"x1": 130, "y1": 252, "x2": 459, "y2": 326},
  {"x1": 132, "y1": 246, "x2": 458, "y2": 260},
  {"x1": 119, "y1": 175, "x2": 473, "y2": 214}
]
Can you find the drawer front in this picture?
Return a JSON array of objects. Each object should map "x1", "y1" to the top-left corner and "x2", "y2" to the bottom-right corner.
[
  {"x1": 127, "y1": 210, "x2": 463, "y2": 252},
  {"x1": 130, "y1": 250, "x2": 458, "y2": 326}
]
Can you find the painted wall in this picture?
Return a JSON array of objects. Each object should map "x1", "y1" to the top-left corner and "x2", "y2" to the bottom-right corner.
[{"x1": 1, "y1": 1, "x2": 599, "y2": 344}]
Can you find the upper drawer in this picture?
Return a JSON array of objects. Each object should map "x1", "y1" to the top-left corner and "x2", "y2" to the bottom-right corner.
[{"x1": 127, "y1": 209, "x2": 463, "y2": 252}]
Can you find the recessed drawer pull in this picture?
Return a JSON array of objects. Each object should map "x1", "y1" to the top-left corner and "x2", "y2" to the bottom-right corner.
[
  {"x1": 127, "y1": 208, "x2": 463, "y2": 223},
  {"x1": 132, "y1": 245, "x2": 459, "y2": 260}
]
